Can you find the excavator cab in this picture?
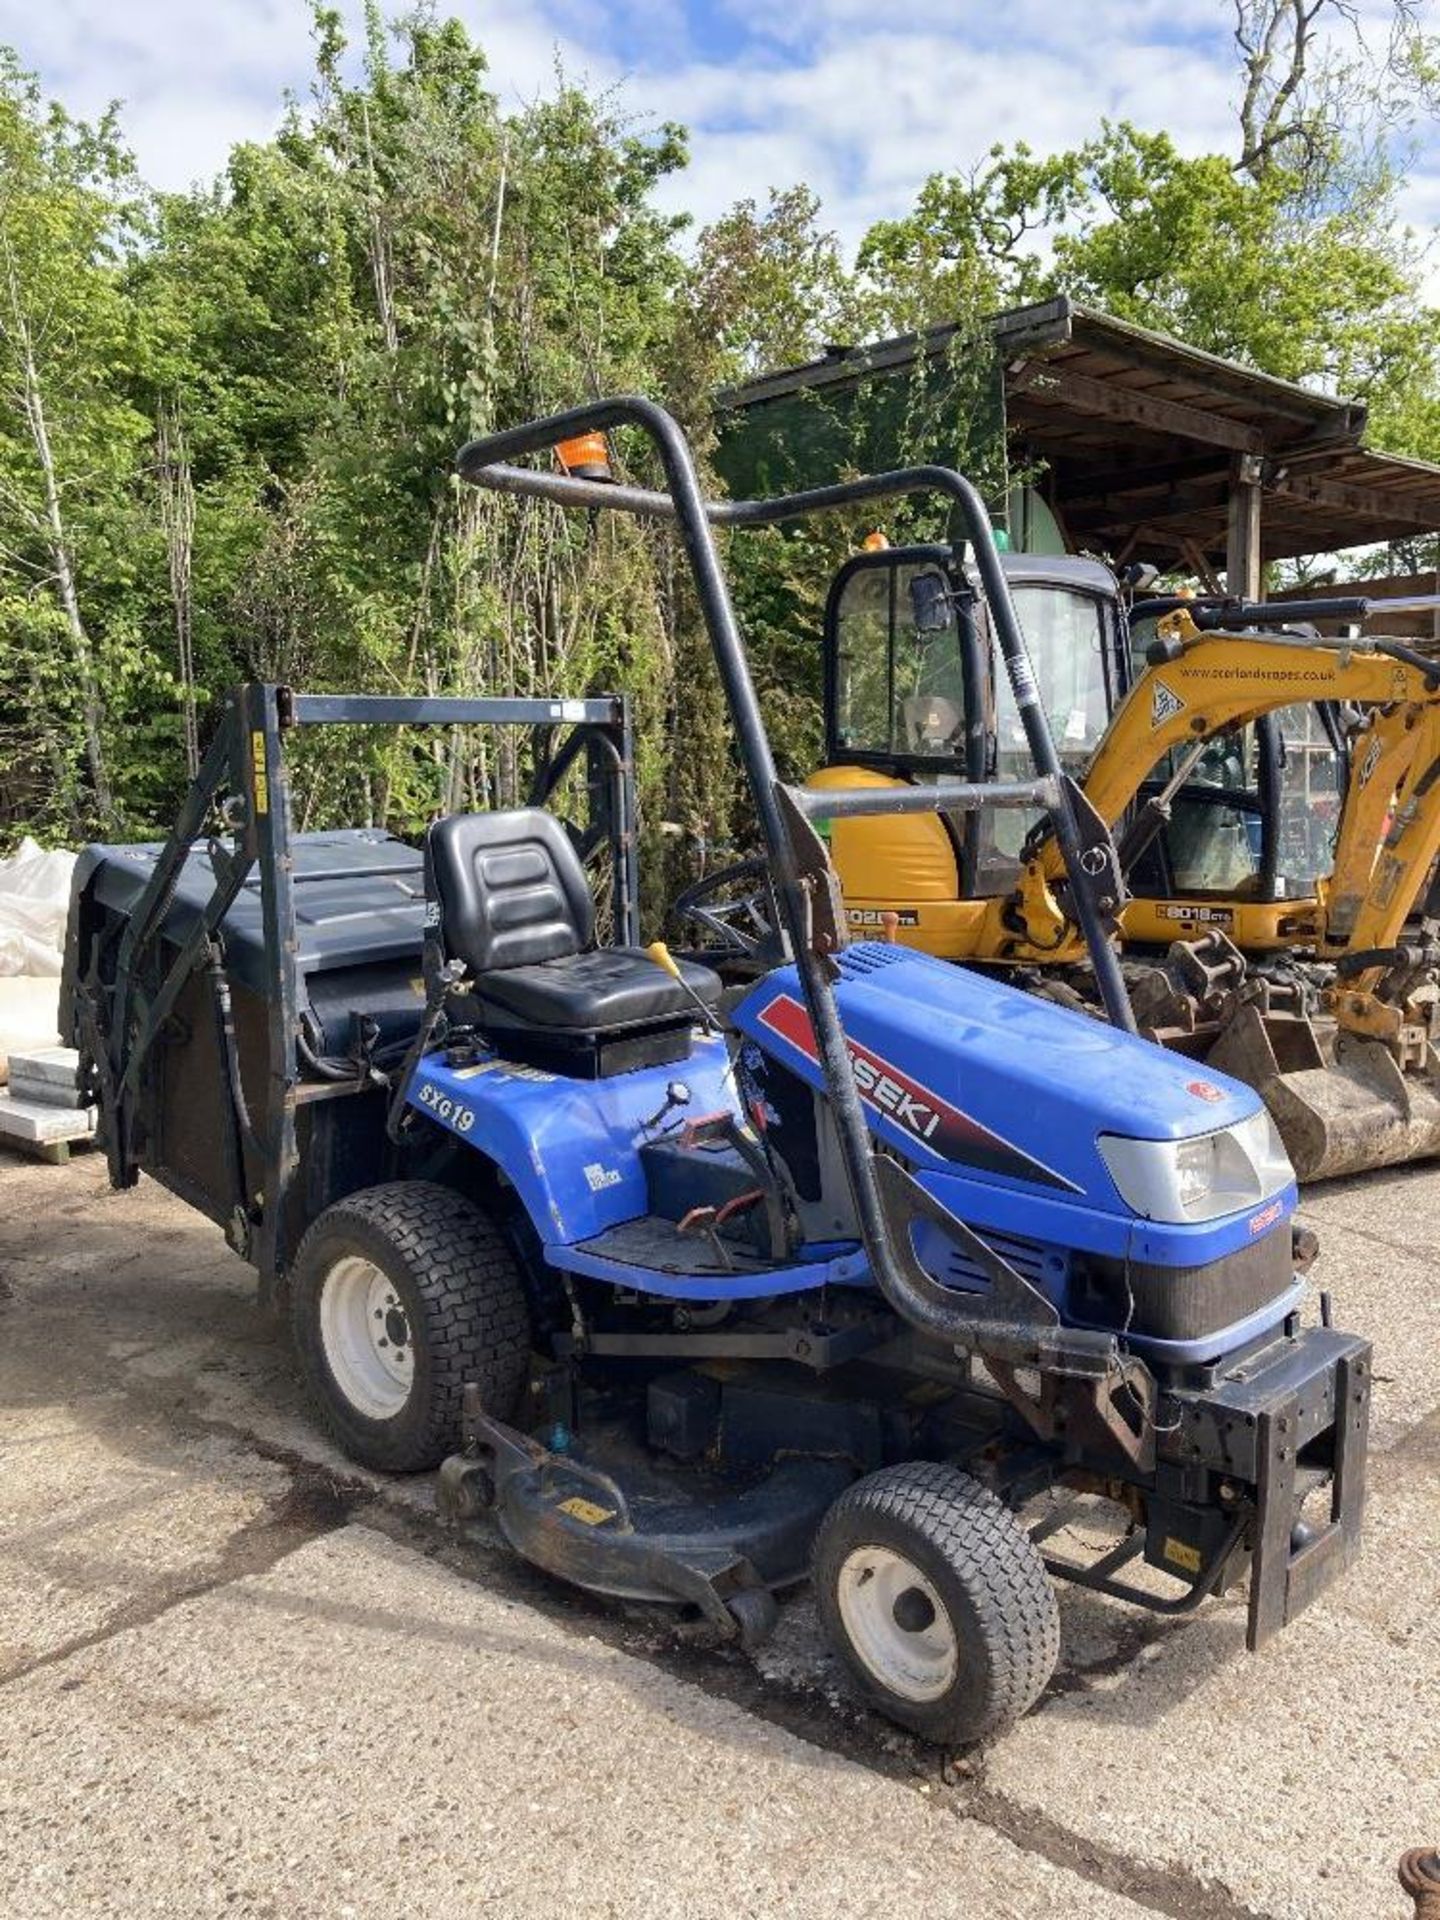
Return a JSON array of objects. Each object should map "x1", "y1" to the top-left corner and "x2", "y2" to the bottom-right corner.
[
  {"x1": 816, "y1": 545, "x2": 1352, "y2": 957},
  {"x1": 816, "y1": 544, "x2": 1127, "y2": 948},
  {"x1": 812, "y1": 542, "x2": 1440, "y2": 1179},
  {"x1": 1121, "y1": 604, "x2": 1349, "y2": 949}
]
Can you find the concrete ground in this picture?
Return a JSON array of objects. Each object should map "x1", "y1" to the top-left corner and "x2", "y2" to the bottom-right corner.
[{"x1": 0, "y1": 1149, "x2": 1434, "y2": 1920}]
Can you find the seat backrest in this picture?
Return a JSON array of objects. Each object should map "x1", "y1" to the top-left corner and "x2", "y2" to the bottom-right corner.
[{"x1": 426, "y1": 808, "x2": 594, "y2": 975}]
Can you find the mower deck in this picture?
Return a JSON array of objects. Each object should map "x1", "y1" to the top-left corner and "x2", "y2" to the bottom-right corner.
[{"x1": 438, "y1": 1394, "x2": 853, "y2": 1644}]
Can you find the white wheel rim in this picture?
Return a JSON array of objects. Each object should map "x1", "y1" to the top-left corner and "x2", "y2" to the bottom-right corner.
[
  {"x1": 836, "y1": 1545, "x2": 959, "y2": 1703},
  {"x1": 318, "y1": 1256, "x2": 414, "y2": 1420}
]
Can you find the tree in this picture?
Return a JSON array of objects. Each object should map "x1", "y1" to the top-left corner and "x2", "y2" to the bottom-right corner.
[
  {"x1": 6, "y1": 0, "x2": 1440, "y2": 854},
  {"x1": 856, "y1": 148, "x2": 1085, "y2": 339},
  {"x1": 1048, "y1": 126, "x2": 1440, "y2": 446},
  {"x1": 853, "y1": 122, "x2": 1440, "y2": 461},
  {"x1": 1233, "y1": 0, "x2": 1440, "y2": 187},
  {"x1": 678, "y1": 187, "x2": 855, "y2": 385},
  {"x1": 112, "y1": 6, "x2": 721, "y2": 916},
  {"x1": 0, "y1": 52, "x2": 152, "y2": 830}
]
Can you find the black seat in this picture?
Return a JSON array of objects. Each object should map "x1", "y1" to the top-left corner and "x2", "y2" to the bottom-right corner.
[
  {"x1": 477, "y1": 944, "x2": 721, "y2": 1030},
  {"x1": 425, "y1": 808, "x2": 721, "y2": 1073}
]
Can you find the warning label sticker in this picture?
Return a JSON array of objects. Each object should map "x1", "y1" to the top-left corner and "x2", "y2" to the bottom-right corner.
[
  {"x1": 557, "y1": 1496, "x2": 617, "y2": 1527},
  {"x1": 251, "y1": 731, "x2": 269, "y2": 815},
  {"x1": 1150, "y1": 679, "x2": 1186, "y2": 728},
  {"x1": 1163, "y1": 1536, "x2": 1203, "y2": 1575}
]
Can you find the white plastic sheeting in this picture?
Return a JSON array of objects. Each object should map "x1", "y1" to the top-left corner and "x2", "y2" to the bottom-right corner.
[
  {"x1": 0, "y1": 838, "x2": 73, "y2": 1083},
  {"x1": 0, "y1": 837, "x2": 76, "y2": 977}
]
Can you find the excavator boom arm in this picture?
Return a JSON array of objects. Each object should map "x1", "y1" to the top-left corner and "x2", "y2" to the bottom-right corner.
[
  {"x1": 1322, "y1": 703, "x2": 1429, "y2": 948},
  {"x1": 1046, "y1": 631, "x2": 1433, "y2": 874},
  {"x1": 1338, "y1": 702, "x2": 1440, "y2": 975}
]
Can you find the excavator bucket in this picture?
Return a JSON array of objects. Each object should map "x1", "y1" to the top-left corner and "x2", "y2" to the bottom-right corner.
[{"x1": 1206, "y1": 999, "x2": 1440, "y2": 1182}]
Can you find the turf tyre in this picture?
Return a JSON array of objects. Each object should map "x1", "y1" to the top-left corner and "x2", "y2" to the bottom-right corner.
[
  {"x1": 813, "y1": 1461, "x2": 1059, "y2": 1745},
  {"x1": 291, "y1": 1181, "x2": 530, "y2": 1472}
]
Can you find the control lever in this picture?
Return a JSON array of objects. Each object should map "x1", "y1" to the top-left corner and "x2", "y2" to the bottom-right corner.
[
  {"x1": 640, "y1": 1079, "x2": 692, "y2": 1132},
  {"x1": 645, "y1": 940, "x2": 719, "y2": 1032}
]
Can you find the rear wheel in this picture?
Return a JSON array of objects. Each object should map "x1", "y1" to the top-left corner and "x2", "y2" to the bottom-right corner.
[
  {"x1": 813, "y1": 1462, "x2": 1059, "y2": 1745},
  {"x1": 291, "y1": 1182, "x2": 531, "y2": 1472}
]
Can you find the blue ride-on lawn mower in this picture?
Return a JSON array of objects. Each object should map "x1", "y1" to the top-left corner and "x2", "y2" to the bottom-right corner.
[{"x1": 63, "y1": 398, "x2": 1370, "y2": 1746}]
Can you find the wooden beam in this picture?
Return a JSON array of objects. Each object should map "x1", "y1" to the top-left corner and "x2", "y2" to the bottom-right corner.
[
  {"x1": 1265, "y1": 465, "x2": 1440, "y2": 533},
  {"x1": 1113, "y1": 521, "x2": 1207, "y2": 563},
  {"x1": 1052, "y1": 450, "x2": 1232, "y2": 504},
  {"x1": 1181, "y1": 538, "x2": 1225, "y2": 594},
  {"x1": 1056, "y1": 318, "x2": 1360, "y2": 432},
  {"x1": 1227, "y1": 451, "x2": 1263, "y2": 599},
  {"x1": 1269, "y1": 566, "x2": 1440, "y2": 642},
  {"x1": 1008, "y1": 360, "x2": 1264, "y2": 453},
  {"x1": 1064, "y1": 482, "x2": 1231, "y2": 533},
  {"x1": 1268, "y1": 568, "x2": 1440, "y2": 600}
]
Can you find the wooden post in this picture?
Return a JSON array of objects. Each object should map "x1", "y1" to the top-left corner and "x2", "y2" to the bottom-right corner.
[{"x1": 1226, "y1": 452, "x2": 1264, "y2": 599}]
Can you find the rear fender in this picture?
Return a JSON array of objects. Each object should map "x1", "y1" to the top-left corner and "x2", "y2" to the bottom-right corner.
[{"x1": 406, "y1": 1036, "x2": 737, "y2": 1245}]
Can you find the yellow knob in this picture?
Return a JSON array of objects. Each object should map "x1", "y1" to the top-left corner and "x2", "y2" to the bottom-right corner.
[{"x1": 644, "y1": 940, "x2": 683, "y2": 982}]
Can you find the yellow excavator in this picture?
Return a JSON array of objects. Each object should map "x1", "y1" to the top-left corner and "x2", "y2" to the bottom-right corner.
[{"x1": 807, "y1": 541, "x2": 1440, "y2": 1179}]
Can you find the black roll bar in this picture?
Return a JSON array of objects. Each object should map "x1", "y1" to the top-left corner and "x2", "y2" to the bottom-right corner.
[
  {"x1": 456, "y1": 395, "x2": 1136, "y2": 1362},
  {"x1": 456, "y1": 397, "x2": 1134, "y2": 1032}
]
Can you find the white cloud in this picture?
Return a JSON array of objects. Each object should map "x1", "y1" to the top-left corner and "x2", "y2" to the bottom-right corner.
[
  {"x1": 5, "y1": 0, "x2": 319, "y2": 167},
  {"x1": 633, "y1": 28, "x2": 1243, "y2": 253},
  {"x1": 0, "y1": 0, "x2": 614, "y2": 187},
  {"x1": 2, "y1": 0, "x2": 1436, "y2": 279}
]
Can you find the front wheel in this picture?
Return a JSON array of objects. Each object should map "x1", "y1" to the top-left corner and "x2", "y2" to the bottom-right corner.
[
  {"x1": 813, "y1": 1462, "x2": 1059, "y2": 1745},
  {"x1": 290, "y1": 1182, "x2": 531, "y2": 1472}
]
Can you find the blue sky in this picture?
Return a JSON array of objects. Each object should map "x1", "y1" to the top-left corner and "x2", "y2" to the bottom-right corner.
[{"x1": 4, "y1": 0, "x2": 1438, "y2": 266}]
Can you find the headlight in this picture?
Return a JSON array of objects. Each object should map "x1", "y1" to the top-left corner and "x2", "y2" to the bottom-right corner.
[{"x1": 1098, "y1": 1107, "x2": 1293, "y2": 1223}]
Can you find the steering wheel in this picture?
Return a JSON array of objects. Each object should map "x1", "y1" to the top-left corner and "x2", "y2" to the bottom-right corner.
[{"x1": 672, "y1": 857, "x2": 779, "y2": 963}]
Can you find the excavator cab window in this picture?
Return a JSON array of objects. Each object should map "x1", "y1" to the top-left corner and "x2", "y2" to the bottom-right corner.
[
  {"x1": 1126, "y1": 608, "x2": 1268, "y2": 896},
  {"x1": 980, "y1": 580, "x2": 1118, "y2": 886},
  {"x1": 975, "y1": 563, "x2": 1127, "y2": 890},
  {"x1": 1125, "y1": 613, "x2": 1345, "y2": 902},
  {"x1": 992, "y1": 584, "x2": 1113, "y2": 775},
  {"x1": 1276, "y1": 704, "x2": 1345, "y2": 888},
  {"x1": 828, "y1": 551, "x2": 971, "y2": 760},
  {"x1": 822, "y1": 547, "x2": 1128, "y2": 897}
]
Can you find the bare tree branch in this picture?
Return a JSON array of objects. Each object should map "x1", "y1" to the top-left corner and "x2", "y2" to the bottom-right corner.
[
  {"x1": 1234, "y1": 0, "x2": 1432, "y2": 182},
  {"x1": 157, "y1": 398, "x2": 199, "y2": 776}
]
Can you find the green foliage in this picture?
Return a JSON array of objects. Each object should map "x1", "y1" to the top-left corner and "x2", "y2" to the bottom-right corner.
[
  {"x1": 855, "y1": 123, "x2": 1440, "y2": 463},
  {"x1": 857, "y1": 145, "x2": 1085, "y2": 335},
  {"x1": 1046, "y1": 127, "x2": 1440, "y2": 455},
  {"x1": 0, "y1": 50, "x2": 157, "y2": 832},
  {"x1": 680, "y1": 186, "x2": 855, "y2": 383},
  {"x1": 3, "y1": 5, "x2": 1440, "y2": 878}
]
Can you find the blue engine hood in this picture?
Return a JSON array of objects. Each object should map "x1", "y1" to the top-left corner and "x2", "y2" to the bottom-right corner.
[{"x1": 730, "y1": 942, "x2": 1267, "y2": 1210}]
